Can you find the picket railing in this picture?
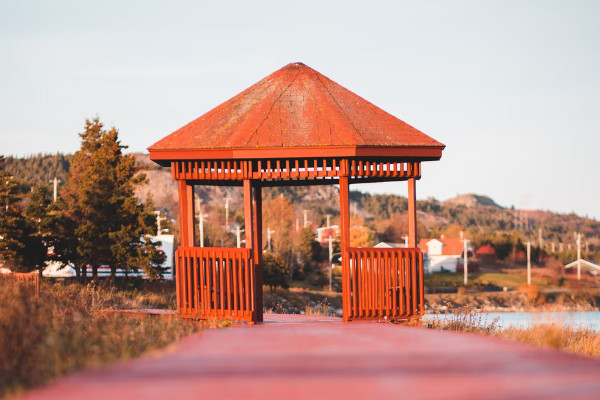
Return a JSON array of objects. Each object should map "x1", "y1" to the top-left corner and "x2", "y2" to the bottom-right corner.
[
  {"x1": 175, "y1": 247, "x2": 255, "y2": 322},
  {"x1": 342, "y1": 248, "x2": 424, "y2": 321},
  {"x1": 1, "y1": 272, "x2": 40, "y2": 299}
]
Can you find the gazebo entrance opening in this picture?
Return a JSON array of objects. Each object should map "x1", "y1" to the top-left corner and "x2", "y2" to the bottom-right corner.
[{"x1": 148, "y1": 62, "x2": 444, "y2": 323}]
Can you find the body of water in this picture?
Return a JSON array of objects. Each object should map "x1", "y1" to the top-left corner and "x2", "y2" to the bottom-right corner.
[{"x1": 424, "y1": 311, "x2": 600, "y2": 331}]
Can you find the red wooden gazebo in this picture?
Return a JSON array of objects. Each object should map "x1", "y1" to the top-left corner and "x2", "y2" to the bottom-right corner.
[{"x1": 148, "y1": 62, "x2": 444, "y2": 323}]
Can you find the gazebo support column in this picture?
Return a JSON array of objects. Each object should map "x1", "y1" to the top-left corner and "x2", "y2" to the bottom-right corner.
[
  {"x1": 252, "y1": 182, "x2": 263, "y2": 322},
  {"x1": 177, "y1": 180, "x2": 195, "y2": 247},
  {"x1": 339, "y1": 175, "x2": 351, "y2": 322},
  {"x1": 407, "y1": 177, "x2": 417, "y2": 248},
  {"x1": 243, "y1": 179, "x2": 258, "y2": 323}
]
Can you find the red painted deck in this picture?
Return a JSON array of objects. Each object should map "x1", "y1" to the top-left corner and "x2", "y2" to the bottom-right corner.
[{"x1": 19, "y1": 314, "x2": 600, "y2": 400}]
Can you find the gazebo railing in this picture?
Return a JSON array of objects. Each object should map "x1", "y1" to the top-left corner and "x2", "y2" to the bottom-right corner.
[
  {"x1": 342, "y1": 248, "x2": 424, "y2": 321},
  {"x1": 175, "y1": 247, "x2": 255, "y2": 322}
]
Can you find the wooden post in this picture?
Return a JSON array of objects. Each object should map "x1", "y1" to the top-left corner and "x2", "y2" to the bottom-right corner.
[
  {"x1": 178, "y1": 180, "x2": 195, "y2": 247},
  {"x1": 408, "y1": 177, "x2": 417, "y2": 248},
  {"x1": 339, "y1": 174, "x2": 351, "y2": 321},
  {"x1": 252, "y1": 182, "x2": 263, "y2": 322},
  {"x1": 243, "y1": 179, "x2": 256, "y2": 323}
]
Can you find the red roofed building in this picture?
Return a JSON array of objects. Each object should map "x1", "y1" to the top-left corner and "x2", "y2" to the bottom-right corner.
[
  {"x1": 476, "y1": 244, "x2": 497, "y2": 262},
  {"x1": 419, "y1": 238, "x2": 473, "y2": 273}
]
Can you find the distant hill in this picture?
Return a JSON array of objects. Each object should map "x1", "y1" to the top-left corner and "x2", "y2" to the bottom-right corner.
[
  {"x1": 443, "y1": 194, "x2": 504, "y2": 209},
  {"x1": 3, "y1": 153, "x2": 70, "y2": 186},
  {"x1": 3, "y1": 152, "x2": 599, "y2": 249}
]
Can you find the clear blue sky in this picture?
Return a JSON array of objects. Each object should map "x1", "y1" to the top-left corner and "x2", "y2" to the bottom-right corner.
[{"x1": 1, "y1": 0, "x2": 599, "y2": 218}]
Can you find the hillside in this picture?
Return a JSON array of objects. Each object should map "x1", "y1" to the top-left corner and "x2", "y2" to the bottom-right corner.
[
  {"x1": 443, "y1": 194, "x2": 503, "y2": 209},
  {"x1": 4, "y1": 152, "x2": 599, "y2": 255}
]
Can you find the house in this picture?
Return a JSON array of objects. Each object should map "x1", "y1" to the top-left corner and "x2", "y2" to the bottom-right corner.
[
  {"x1": 475, "y1": 244, "x2": 497, "y2": 262},
  {"x1": 374, "y1": 241, "x2": 407, "y2": 249},
  {"x1": 419, "y1": 238, "x2": 473, "y2": 273}
]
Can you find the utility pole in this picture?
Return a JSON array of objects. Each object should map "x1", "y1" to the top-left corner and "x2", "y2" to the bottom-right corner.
[
  {"x1": 463, "y1": 239, "x2": 468, "y2": 286},
  {"x1": 224, "y1": 197, "x2": 231, "y2": 229},
  {"x1": 235, "y1": 226, "x2": 244, "y2": 248},
  {"x1": 199, "y1": 212, "x2": 207, "y2": 247},
  {"x1": 49, "y1": 177, "x2": 61, "y2": 202},
  {"x1": 577, "y1": 233, "x2": 582, "y2": 281},
  {"x1": 527, "y1": 241, "x2": 531, "y2": 286},
  {"x1": 328, "y1": 236, "x2": 334, "y2": 292},
  {"x1": 267, "y1": 227, "x2": 275, "y2": 252},
  {"x1": 303, "y1": 209, "x2": 309, "y2": 227},
  {"x1": 153, "y1": 210, "x2": 167, "y2": 235},
  {"x1": 195, "y1": 199, "x2": 208, "y2": 247},
  {"x1": 402, "y1": 235, "x2": 409, "y2": 248},
  {"x1": 538, "y1": 228, "x2": 543, "y2": 249},
  {"x1": 326, "y1": 214, "x2": 331, "y2": 228},
  {"x1": 295, "y1": 218, "x2": 300, "y2": 232}
]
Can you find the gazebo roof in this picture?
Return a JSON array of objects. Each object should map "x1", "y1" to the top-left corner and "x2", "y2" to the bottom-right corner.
[{"x1": 149, "y1": 62, "x2": 444, "y2": 161}]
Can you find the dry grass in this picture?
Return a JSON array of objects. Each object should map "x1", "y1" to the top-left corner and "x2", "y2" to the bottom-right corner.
[
  {"x1": 499, "y1": 324, "x2": 600, "y2": 358},
  {"x1": 0, "y1": 280, "x2": 197, "y2": 398},
  {"x1": 304, "y1": 299, "x2": 335, "y2": 316},
  {"x1": 423, "y1": 302, "x2": 600, "y2": 359},
  {"x1": 422, "y1": 302, "x2": 501, "y2": 334}
]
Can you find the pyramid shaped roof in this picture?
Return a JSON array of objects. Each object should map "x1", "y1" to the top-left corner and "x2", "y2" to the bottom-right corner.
[{"x1": 149, "y1": 63, "x2": 444, "y2": 161}]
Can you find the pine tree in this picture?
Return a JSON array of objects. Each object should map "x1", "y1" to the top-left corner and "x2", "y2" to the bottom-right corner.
[
  {"x1": 60, "y1": 118, "x2": 165, "y2": 279},
  {"x1": 0, "y1": 156, "x2": 42, "y2": 271}
]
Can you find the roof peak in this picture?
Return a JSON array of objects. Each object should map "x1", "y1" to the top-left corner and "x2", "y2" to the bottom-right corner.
[{"x1": 149, "y1": 63, "x2": 445, "y2": 156}]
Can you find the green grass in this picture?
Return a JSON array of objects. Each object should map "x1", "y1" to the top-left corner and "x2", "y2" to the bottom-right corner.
[{"x1": 473, "y1": 273, "x2": 553, "y2": 289}]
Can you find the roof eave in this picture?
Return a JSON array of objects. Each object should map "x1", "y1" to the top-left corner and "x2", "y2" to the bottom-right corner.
[{"x1": 148, "y1": 145, "x2": 445, "y2": 165}]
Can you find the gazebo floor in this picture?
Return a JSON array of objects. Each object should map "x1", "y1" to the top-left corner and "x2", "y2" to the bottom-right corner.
[{"x1": 19, "y1": 314, "x2": 600, "y2": 400}]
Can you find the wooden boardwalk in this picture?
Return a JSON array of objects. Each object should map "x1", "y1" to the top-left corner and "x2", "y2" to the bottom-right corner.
[{"x1": 19, "y1": 314, "x2": 600, "y2": 400}]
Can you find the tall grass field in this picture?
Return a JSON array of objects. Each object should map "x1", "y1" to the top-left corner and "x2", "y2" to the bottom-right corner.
[{"x1": 0, "y1": 280, "x2": 197, "y2": 398}]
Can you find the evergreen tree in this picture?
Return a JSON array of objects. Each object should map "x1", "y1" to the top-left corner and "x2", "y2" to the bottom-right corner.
[
  {"x1": 0, "y1": 157, "x2": 43, "y2": 271},
  {"x1": 60, "y1": 118, "x2": 165, "y2": 279},
  {"x1": 262, "y1": 251, "x2": 289, "y2": 291}
]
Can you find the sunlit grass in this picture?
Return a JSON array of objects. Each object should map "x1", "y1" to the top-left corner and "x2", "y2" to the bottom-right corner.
[
  {"x1": 0, "y1": 281, "x2": 197, "y2": 398},
  {"x1": 421, "y1": 302, "x2": 600, "y2": 359}
]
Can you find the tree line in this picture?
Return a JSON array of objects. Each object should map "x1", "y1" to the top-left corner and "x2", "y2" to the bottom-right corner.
[{"x1": 0, "y1": 118, "x2": 165, "y2": 279}]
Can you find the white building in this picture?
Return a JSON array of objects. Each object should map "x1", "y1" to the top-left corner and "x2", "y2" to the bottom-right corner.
[{"x1": 419, "y1": 238, "x2": 473, "y2": 273}]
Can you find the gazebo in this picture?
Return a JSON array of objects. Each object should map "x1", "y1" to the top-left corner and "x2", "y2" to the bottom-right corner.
[{"x1": 148, "y1": 62, "x2": 445, "y2": 323}]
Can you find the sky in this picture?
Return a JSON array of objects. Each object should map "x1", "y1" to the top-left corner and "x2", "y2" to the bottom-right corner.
[{"x1": 1, "y1": 0, "x2": 599, "y2": 219}]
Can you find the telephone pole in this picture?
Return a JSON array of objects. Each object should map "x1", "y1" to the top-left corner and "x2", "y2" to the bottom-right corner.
[
  {"x1": 463, "y1": 239, "x2": 469, "y2": 286},
  {"x1": 326, "y1": 214, "x2": 331, "y2": 228},
  {"x1": 527, "y1": 241, "x2": 531, "y2": 286},
  {"x1": 224, "y1": 197, "x2": 231, "y2": 229},
  {"x1": 267, "y1": 227, "x2": 275, "y2": 252},
  {"x1": 49, "y1": 177, "x2": 61, "y2": 202},
  {"x1": 235, "y1": 226, "x2": 244, "y2": 248},
  {"x1": 195, "y1": 199, "x2": 207, "y2": 247},
  {"x1": 577, "y1": 233, "x2": 582, "y2": 281},
  {"x1": 328, "y1": 236, "x2": 334, "y2": 292},
  {"x1": 303, "y1": 209, "x2": 309, "y2": 227},
  {"x1": 153, "y1": 210, "x2": 168, "y2": 235}
]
